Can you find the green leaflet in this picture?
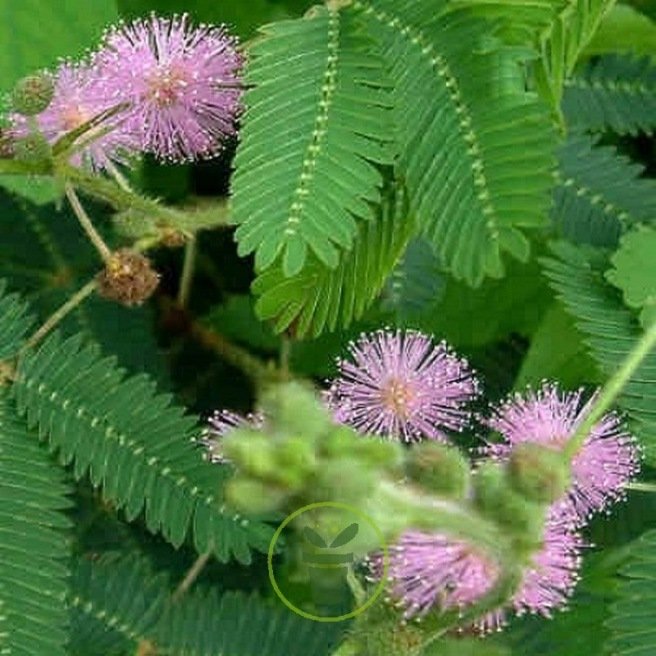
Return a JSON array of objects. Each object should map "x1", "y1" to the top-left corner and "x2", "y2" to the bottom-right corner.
[
  {"x1": 231, "y1": 7, "x2": 395, "y2": 276},
  {"x1": 355, "y1": 0, "x2": 555, "y2": 285},
  {"x1": 543, "y1": 242, "x2": 656, "y2": 462},
  {"x1": 563, "y1": 55, "x2": 656, "y2": 135},
  {"x1": 584, "y1": 4, "x2": 656, "y2": 59},
  {"x1": 0, "y1": 395, "x2": 71, "y2": 656},
  {"x1": 253, "y1": 182, "x2": 413, "y2": 337},
  {"x1": 552, "y1": 133, "x2": 656, "y2": 248},
  {"x1": 607, "y1": 530, "x2": 656, "y2": 656},
  {"x1": 12, "y1": 331, "x2": 275, "y2": 563}
]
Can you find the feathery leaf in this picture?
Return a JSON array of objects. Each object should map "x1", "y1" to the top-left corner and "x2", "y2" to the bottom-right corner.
[
  {"x1": 354, "y1": 0, "x2": 555, "y2": 285},
  {"x1": 13, "y1": 332, "x2": 274, "y2": 563},
  {"x1": 0, "y1": 394, "x2": 71, "y2": 656},
  {"x1": 231, "y1": 7, "x2": 394, "y2": 276},
  {"x1": 563, "y1": 55, "x2": 656, "y2": 134}
]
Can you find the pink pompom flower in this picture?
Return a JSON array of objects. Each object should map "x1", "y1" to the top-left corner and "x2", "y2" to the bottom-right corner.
[
  {"x1": 327, "y1": 329, "x2": 479, "y2": 442},
  {"x1": 370, "y1": 505, "x2": 583, "y2": 629},
  {"x1": 484, "y1": 383, "x2": 640, "y2": 522},
  {"x1": 9, "y1": 62, "x2": 138, "y2": 169},
  {"x1": 93, "y1": 13, "x2": 243, "y2": 162},
  {"x1": 199, "y1": 410, "x2": 265, "y2": 463}
]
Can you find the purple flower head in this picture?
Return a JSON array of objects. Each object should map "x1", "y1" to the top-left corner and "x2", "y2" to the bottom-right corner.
[
  {"x1": 511, "y1": 506, "x2": 583, "y2": 618},
  {"x1": 327, "y1": 329, "x2": 478, "y2": 442},
  {"x1": 369, "y1": 531, "x2": 500, "y2": 620},
  {"x1": 94, "y1": 13, "x2": 243, "y2": 162},
  {"x1": 9, "y1": 62, "x2": 137, "y2": 169},
  {"x1": 484, "y1": 383, "x2": 640, "y2": 522},
  {"x1": 199, "y1": 410, "x2": 264, "y2": 463},
  {"x1": 370, "y1": 506, "x2": 583, "y2": 629}
]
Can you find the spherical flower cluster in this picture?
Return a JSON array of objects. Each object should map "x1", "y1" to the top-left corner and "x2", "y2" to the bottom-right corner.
[
  {"x1": 8, "y1": 13, "x2": 243, "y2": 167},
  {"x1": 94, "y1": 14, "x2": 243, "y2": 162},
  {"x1": 327, "y1": 329, "x2": 479, "y2": 442},
  {"x1": 484, "y1": 383, "x2": 640, "y2": 523}
]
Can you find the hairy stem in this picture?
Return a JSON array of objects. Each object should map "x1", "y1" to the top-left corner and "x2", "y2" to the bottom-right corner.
[
  {"x1": 64, "y1": 183, "x2": 112, "y2": 262},
  {"x1": 23, "y1": 279, "x2": 97, "y2": 351},
  {"x1": 564, "y1": 317, "x2": 656, "y2": 459},
  {"x1": 177, "y1": 236, "x2": 197, "y2": 308},
  {"x1": 626, "y1": 481, "x2": 656, "y2": 494}
]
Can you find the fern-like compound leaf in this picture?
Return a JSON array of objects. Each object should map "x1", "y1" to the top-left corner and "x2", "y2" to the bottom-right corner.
[
  {"x1": 354, "y1": 0, "x2": 555, "y2": 285},
  {"x1": 253, "y1": 182, "x2": 413, "y2": 336},
  {"x1": 563, "y1": 55, "x2": 656, "y2": 135},
  {"x1": 552, "y1": 133, "x2": 656, "y2": 248},
  {"x1": 69, "y1": 552, "x2": 342, "y2": 656},
  {"x1": 13, "y1": 332, "x2": 274, "y2": 563},
  {"x1": 543, "y1": 242, "x2": 656, "y2": 462},
  {"x1": 231, "y1": 7, "x2": 394, "y2": 276},
  {"x1": 0, "y1": 395, "x2": 71, "y2": 656},
  {"x1": 607, "y1": 529, "x2": 656, "y2": 656},
  {"x1": 69, "y1": 554, "x2": 169, "y2": 655}
]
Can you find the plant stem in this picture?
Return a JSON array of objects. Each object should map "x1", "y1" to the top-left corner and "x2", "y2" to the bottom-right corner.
[
  {"x1": 564, "y1": 318, "x2": 656, "y2": 459},
  {"x1": 626, "y1": 481, "x2": 656, "y2": 494},
  {"x1": 172, "y1": 550, "x2": 212, "y2": 602},
  {"x1": 279, "y1": 336, "x2": 292, "y2": 380},
  {"x1": 64, "y1": 183, "x2": 112, "y2": 262},
  {"x1": 105, "y1": 160, "x2": 133, "y2": 192},
  {"x1": 23, "y1": 279, "x2": 97, "y2": 351},
  {"x1": 177, "y1": 236, "x2": 197, "y2": 308}
]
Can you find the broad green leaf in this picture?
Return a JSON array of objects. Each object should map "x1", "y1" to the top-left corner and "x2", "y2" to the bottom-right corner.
[
  {"x1": 606, "y1": 225, "x2": 656, "y2": 328},
  {"x1": 515, "y1": 303, "x2": 601, "y2": 389},
  {"x1": 585, "y1": 4, "x2": 656, "y2": 58},
  {"x1": 0, "y1": 0, "x2": 118, "y2": 92}
]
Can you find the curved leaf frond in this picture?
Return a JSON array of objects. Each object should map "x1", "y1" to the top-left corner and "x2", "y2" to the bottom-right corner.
[
  {"x1": 354, "y1": 0, "x2": 555, "y2": 285},
  {"x1": 231, "y1": 7, "x2": 394, "y2": 276},
  {"x1": 13, "y1": 332, "x2": 274, "y2": 563}
]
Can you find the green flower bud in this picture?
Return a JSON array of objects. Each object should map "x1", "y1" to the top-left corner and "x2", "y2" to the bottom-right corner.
[
  {"x1": 13, "y1": 133, "x2": 51, "y2": 163},
  {"x1": 406, "y1": 442, "x2": 470, "y2": 499},
  {"x1": 11, "y1": 73, "x2": 55, "y2": 116},
  {"x1": 509, "y1": 443, "x2": 571, "y2": 505},
  {"x1": 224, "y1": 433, "x2": 278, "y2": 479},
  {"x1": 225, "y1": 477, "x2": 287, "y2": 514},
  {"x1": 273, "y1": 436, "x2": 316, "y2": 487},
  {"x1": 260, "y1": 382, "x2": 330, "y2": 440},
  {"x1": 314, "y1": 458, "x2": 378, "y2": 504},
  {"x1": 473, "y1": 462, "x2": 545, "y2": 555}
]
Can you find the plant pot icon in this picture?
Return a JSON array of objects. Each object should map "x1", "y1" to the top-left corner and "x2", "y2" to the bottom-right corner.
[{"x1": 302, "y1": 523, "x2": 359, "y2": 567}]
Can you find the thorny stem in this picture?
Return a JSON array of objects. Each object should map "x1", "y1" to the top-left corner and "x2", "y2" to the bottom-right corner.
[
  {"x1": 564, "y1": 317, "x2": 656, "y2": 459},
  {"x1": 177, "y1": 236, "x2": 197, "y2": 308},
  {"x1": 23, "y1": 279, "x2": 97, "y2": 351},
  {"x1": 172, "y1": 550, "x2": 213, "y2": 602},
  {"x1": 105, "y1": 160, "x2": 133, "y2": 192},
  {"x1": 64, "y1": 183, "x2": 112, "y2": 262}
]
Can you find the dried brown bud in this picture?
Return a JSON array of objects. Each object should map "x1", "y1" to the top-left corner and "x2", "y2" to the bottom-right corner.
[
  {"x1": 159, "y1": 228, "x2": 187, "y2": 248},
  {"x1": 96, "y1": 249, "x2": 159, "y2": 306}
]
